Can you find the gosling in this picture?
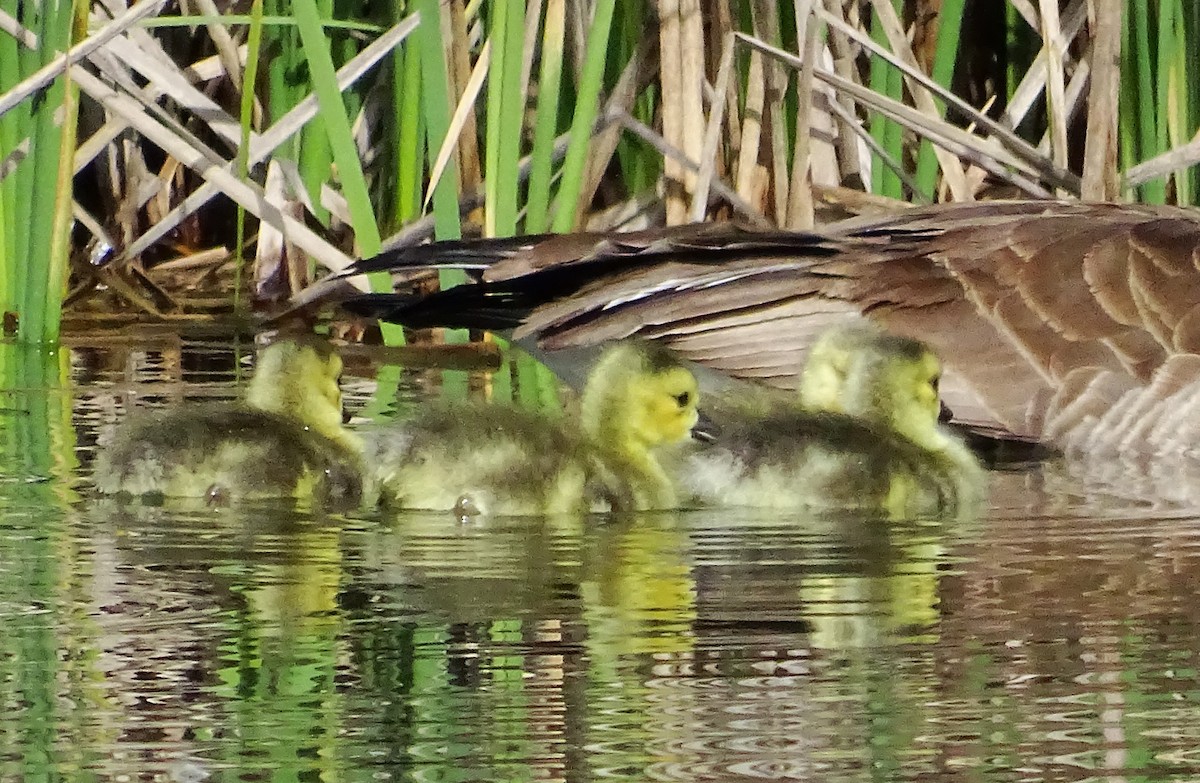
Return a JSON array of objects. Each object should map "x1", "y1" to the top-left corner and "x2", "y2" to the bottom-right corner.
[
  {"x1": 94, "y1": 337, "x2": 363, "y2": 504},
  {"x1": 680, "y1": 323, "x2": 984, "y2": 516},
  {"x1": 365, "y1": 341, "x2": 699, "y2": 516}
]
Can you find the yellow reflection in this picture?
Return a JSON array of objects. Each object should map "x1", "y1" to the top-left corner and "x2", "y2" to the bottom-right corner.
[
  {"x1": 798, "y1": 518, "x2": 948, "y2": 649},
  {"x1": 244, "y1": 525, "x2": 343, "y2": 639},
  {"x1": 582, "y1": 512, "x2": 697, "y2": 660}
]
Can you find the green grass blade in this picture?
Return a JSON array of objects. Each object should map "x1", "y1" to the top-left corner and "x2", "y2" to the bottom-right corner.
[
  {"x1": 524, "y1": 0, "x2": 564, "y2": 233},
  {"x1": 264, "y1": 0, "x2": 303, "y2": 156},
  {"x1": 413, "y1": 0, "x2": 463, "y2": 245},
  {"x1": 1185, "y1": 1, "x2": 1200, "y2": 201},
  {"x1": 293, "y1": 0, "x2": 406, "y2": 342},
  {"x1": 484, "y1": 0, "x2": 526, "y2": 237},
  {"x1": 868, "y1": 0, "x2": 904, "y2": 198},
  {"x1": 233, "y1": 0, "x2": 265, "y2": 313},
  {"x1": 292, "y1": 0, "x2": 382, "y2": 253},
  {"x1": 0, "y1": 1, "x2": 20, "y2": 316},
  {"x1": 1161, "y1": 0, "x2": 1190, "y2": 203},
  {"x1": 413, "y1": 0, "x2": 466, "y2": 383},
  {"x1": 21, "y1": 0, "x2": 75, "y2": 343},
  {"x1": 391, "y1": 41, "x2": 424, "y2": 229},
  {"x1": 1118, "y1": 6, "x2": 1137, "y2": 187},
  {"x1": 550, "y1": 0, "x2": 616, "y2": 232},
  {"x1": 516, "y1": 351, "x2": 559, "y2": 410},
  {"x1": 1130, "y1": 0, "x2": 1165, "y2": 203},
  {"x1": 913, "y1": 0, "x2": 964, "y2": 197},
  {"x1": 491, "y1": 348, "x2": 513, "y2": 402}
]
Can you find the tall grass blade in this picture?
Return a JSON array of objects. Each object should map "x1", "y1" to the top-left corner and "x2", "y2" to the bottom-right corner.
[
  {"x1": 868, "y1": 0, "x2": 904, "y2": 198},
  {"x1": 413, "y1": 0, "x2": 463, "y2": 247},
  {"x1": 914, "y1": 0, "x2": 966, "y2": 197},
  {"x1": 551, "y1": 0, "x2": 617, "y2": 232},
  {"x1": 484, "y1": 0, "x2": 525, "y2": 237},
  {"x1": 413, "y1": 0, "x2": 465, "y2": 389},
  {"x1": 1129, "y1": 0, "x2": 1166, "y2": 202},
  {"x1": 292, "y1": 0, "x2": 382, "y2": 253},
  {"x1": 524, "y1": 0, "x2": 564, "y2": 233},
  {"x1": 233, "y1": 0, "x2": 265, "y2": 312},
  {"x1": 293, "y1": 0, "x2": 405, "y2": 342},
  {"x1": 390, "y1": 42, "x2": 425, "y2": 230},
  {"x1": 6, "y1": 0, "x2": 79, "y2": 343}
]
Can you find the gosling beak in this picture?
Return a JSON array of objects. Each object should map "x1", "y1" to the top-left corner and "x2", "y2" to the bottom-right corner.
[
  {"x1": 938, "y1": 400, "x2": 953, "y2": 423},
  {"x1": 691, "y1": 410, "x2": 721, "y2": 444}
]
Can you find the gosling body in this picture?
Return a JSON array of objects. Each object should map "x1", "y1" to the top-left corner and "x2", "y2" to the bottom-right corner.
[
  {"x1": 681, "y1": 324, "x2": 984, "y2": 516},
  {"x1": 368, "y1": 341, "x2": 699, "y2": 515},
  {"x1": 94, "y1": 338, "x2": 363, "y2": 503}
]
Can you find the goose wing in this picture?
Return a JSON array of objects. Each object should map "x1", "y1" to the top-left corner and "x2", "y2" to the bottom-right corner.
[{"x1": 332, "y1": 200, "x2": 1200, "y2": 449}]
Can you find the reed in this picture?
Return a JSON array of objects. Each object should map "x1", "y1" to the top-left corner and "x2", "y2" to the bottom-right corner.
[
  {"x1": 1, "y1": 1, "x2": 1197, "y2": 346},
  {"x1": 0, "y1": 0, "x2": 80, "y2": 344}
]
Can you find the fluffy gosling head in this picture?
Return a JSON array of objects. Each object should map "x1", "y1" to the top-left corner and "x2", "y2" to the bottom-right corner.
[
  {"x1": 799, "y1": 324, "x2": 941, "y2": 445},
  {"x1": 244, "y1": 338, "x2": 347, "y2": 439},
  {"x1": 581, "y1": 342, "x2": 700, "y2": 448}
]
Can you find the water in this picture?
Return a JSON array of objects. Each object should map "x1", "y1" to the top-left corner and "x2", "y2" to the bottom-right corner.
[{"x1": 2, "y1": 338, "x2": 1199, "y2": 781}]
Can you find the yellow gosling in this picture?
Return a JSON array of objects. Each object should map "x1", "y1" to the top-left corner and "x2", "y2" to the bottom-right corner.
[
  {"x1": 94, "y1": 338, "x2": 363, "y2": 504},
  {"x1": 367, "y1": 341, "x2": 699, "y2": 516},
  {"x1": 681, "y1": 324, "x2": 984, "y2": 516}
]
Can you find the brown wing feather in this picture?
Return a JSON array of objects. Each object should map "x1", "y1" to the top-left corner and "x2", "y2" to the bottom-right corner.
[
  {"x1": 1042, "y1": 366, "x2": 1139, "y2": 450},
  {"x1": 400, "y1": 200, "x2": 1200, "y2": 453},
  {"x1": 1176, "y1": 308, "x2": 1200, "y2": 353},
  {"x1": 1082, "y1": 239, "x2": 1143, "y2": 326}
]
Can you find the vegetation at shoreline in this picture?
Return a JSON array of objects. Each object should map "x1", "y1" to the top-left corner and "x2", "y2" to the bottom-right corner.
[{"x1": 0, "y1": 1, "x2": 1196, "y2": 343}]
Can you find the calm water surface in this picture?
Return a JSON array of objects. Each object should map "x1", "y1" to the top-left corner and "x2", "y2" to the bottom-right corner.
[{"x1": 1, "y1": 338, "x2": 1199, "y2": 781}]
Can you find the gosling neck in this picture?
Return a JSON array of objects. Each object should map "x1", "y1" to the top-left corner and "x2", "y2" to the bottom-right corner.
[
  {"x1": 593, "y1": 439, "x2": 677, "y2": 511},
  {"x1": 246, "y1": 367, "x2": 363, "y2": 456},
  {"x1": 580, "y1": 370, "x2": 676, "y2": 511}
]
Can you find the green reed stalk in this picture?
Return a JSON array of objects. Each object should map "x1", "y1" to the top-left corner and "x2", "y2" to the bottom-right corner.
[
  {"x1": 412, "y1": 0, "x2": 463, "y2": 248},
  {"x1": 293, "y1": 0, "x2": 382, "y2": 254},
  {"x1": 524, "y1": 0, "x2": 565, "y2": 233},
  {"x1": 612, "y1": 0, "x2": 658, "y2": 198},
  {"x1": 868, "y1": 0, "x2": 904, "y2": 198},
  {"x1": 484, "y1": 0, "x2": 525, "y2": 238},
  {"x1": 293, "y1": 0, "x2": 407, "y2": 342},
  {"x1": 233, "y1": 0, "x2": 265, "y2": 313},
  {"x1": 1127, "y1": 1, "x2": 1166, "y2": 202},
  {"x1": 390, "y1": 41, "x2": 424, "y2": 230},
  {"x1": 263, "y1": 0, "x2": 328, "y2": 216},
  {"x1": 0, "y1": 20, "x2": 15, "y2": 324},
  {"x1": 1117, "y1": 8, "x2": 1136, "y2": 188},
  {"x1": 1, "y1": 0, "x2": 79, "y2": 343},
  {"x1": 913, "y1": 0, "x2": 965, "y2": 197},
  {"x1": 551, "y1": 0, "x2": 616, "y2": 232},
  {"x1": 1157, "y1": 0, "x2": 1192, "y2": 203},
  {"x1": 412, "y1": 0, "x2": 466, "y2": 394},
  {"x1": 1184, "y1": 2, "x2": 1200, "y2": 202}
]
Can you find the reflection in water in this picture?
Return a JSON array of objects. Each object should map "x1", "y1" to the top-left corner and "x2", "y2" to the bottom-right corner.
[{"x1": 0, "y1": 340, "x2": 1199, "y2": 780}]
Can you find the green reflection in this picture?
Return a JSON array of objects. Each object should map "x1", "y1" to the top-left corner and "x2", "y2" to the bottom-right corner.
[
  {"x1": 345, "y1": 513, "x2": 578, "y2": 781},
  {"x1": 213, "y1": 517, "x2": 346, "y2": 781},
  {"x1": 0, "y1": 343, "x2": 102, "y2": 781},
  {"x1": 0, "y1": 342, "x2": 75, "y2": 481}
]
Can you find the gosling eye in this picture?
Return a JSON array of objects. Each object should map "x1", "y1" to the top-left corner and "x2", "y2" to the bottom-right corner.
[
  {"x1": 930, "y1": 374, "x2": 940, "y2": 395},
  {"x1": 674, "y1": 390, "x2": 692, "y2": 408}
]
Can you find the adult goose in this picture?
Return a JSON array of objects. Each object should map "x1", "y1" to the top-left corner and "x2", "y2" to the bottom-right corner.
[{"x1": 326, "y1": 200, "x2": 1200, "y2": 461}]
